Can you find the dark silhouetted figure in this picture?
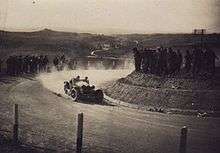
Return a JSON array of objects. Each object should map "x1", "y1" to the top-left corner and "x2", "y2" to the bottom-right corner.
[
  {"x1": 157, "y1": 47, "x2": 163, "y2": 75},
  {"x1": 43, "y1": 55, "x2": 49, "y2": 72},
  {"x1": 13, "y1": 56, "x2": 19, "y2": 75},
  {"x1": 53, "y1": 56, "x2": 59, "y2": 70},
  {"x1": 133, "y1": 47, "x2": 142, "y2": 71},
  {"x1": 176, "y1": 50, "x2": 183, "y2": 73},
  {"x1": 6, "y1": 56, "x2": 11, "y2": 74},
  {"x1": 168, "y1": 48, "x2": 177, "y2": 75},
  {"x1": 192, "y1": 48, "x2": 202, "y2": 76},
  {"x1": 201, "y1": 49, "x2": 207, "y2": 72},
  {"x1": 154, "y1": 49, "x2": 160, "y2": 75},
  {"x1": 184, "y1": 50, "x2": 192, "y2": 73},
  {"x1": 148, "y1": 50, "x2": 154, "y2": 74},
  {"x1": 18, "y1": 56, "x2": 23, "y2": 75},
  {"x1": 206, "y1": 48, "x2": 219, "y2": 75},
  {"x1": 60, "y1": 54, "x2": 65, "y2": 63},
  {"x1": 38, "y1": 55, "x2": 44, "y2": 72},
  {"x1": 30, "y1": 56, "x2": 37, "y2": 74},
  {"x1": 159, "y1": 47, "x2": 168, "y2": 75},
  {"x1": 142, "y1": 49, "x2": 150, "y2": 73}
]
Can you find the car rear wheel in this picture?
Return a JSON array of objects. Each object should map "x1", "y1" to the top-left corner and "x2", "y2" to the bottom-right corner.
[{"x1": 95, "y1": 89, "x2": 104, "y2": 103}]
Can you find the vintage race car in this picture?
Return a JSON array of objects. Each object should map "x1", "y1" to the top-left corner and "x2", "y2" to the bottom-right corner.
[{"x1": 64, "y1": 79, "x2": 104, "y2": 103}]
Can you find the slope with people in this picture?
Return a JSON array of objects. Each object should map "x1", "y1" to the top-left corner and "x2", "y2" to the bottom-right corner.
[{"x1": 104, "y1": 47, "x2": 220, "y2": 112}]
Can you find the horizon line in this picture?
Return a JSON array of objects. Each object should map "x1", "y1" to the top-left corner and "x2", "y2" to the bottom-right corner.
[{"x1": 0, "y1": 27, "x2": 219, "y2": 35}]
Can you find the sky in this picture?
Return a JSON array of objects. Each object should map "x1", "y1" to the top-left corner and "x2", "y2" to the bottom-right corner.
[{"x1": 0, "y1": 0, "x2": 219, "y2": 34}]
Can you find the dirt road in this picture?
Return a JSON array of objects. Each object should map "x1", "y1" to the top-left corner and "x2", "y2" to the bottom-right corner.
[{"x1": 0, "y1": 71, "x2": 220, "y2": 153}]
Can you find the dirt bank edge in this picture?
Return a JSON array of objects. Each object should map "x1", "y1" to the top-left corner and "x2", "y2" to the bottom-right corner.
[{"x1": 103, "y1": 72, "x2": 220, "y2": 116}]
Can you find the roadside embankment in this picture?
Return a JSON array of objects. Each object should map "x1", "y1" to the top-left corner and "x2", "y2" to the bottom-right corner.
[{"x1": 103, "y1": 71, "x2": 220, "y2": 112}]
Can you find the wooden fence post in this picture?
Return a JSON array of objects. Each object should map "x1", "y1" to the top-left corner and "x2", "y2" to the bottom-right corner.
[
  {"x1": 76, "y1": 113, "x2": 83, "y2": 153},
  {"x1": 13, "y1": 104, "x2": 19, "y2": 144},
  {"x1": 179, "y1": 126, "x2": 188, "y2": 153}
]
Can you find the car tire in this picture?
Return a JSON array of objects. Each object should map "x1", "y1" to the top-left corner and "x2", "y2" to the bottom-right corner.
[{"x1": 95, "y1": 89, "x2": 104, "y2": 103}]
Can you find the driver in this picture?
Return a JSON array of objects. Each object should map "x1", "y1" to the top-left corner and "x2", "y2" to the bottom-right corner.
[
  {"x1": 72, "y1": 75, "x2": 80, "y2": 84},
  {"x1": 69, "y1": 75, "x2": 80, "y2": 89},
  {"x1": 84, "y1": 76, "x2": 89, "y2": 84}
]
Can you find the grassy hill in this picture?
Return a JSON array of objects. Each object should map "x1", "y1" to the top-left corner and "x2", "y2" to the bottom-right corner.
[
  {"x1": 0, "y1": 29, "x2": 220, "y2": 59},
  {"x1": 0, "y1": 29, "x2": 117, "y2": 58}
]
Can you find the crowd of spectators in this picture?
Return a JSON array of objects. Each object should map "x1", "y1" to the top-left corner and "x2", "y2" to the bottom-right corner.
[
  {"x1": 5, "y1": 55, "x2": 49, "y2": 76},
  {"x1": 133, "y1": 46, "x2": 219, "y2": 77}
]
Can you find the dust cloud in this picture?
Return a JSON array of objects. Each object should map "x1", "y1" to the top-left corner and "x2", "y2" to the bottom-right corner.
[{"x1": 37, "y1": 69, "x2": 133, "y2": 95}]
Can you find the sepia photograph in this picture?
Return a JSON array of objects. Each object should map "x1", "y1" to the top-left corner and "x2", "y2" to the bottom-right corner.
[{"x1": 0, "y1": 0, "x2": 220, "y2": 153}]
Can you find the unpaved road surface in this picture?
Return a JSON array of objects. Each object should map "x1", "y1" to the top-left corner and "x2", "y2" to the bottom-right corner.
[{"x1": 0, "y1": 70, "x2": 220, "y2": 153}]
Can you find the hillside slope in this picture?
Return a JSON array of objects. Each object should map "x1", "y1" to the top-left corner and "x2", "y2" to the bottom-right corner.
[
  {"x1": 104, "y1": 71, "x2": 220, "y2": 111},
  {"x1": 0, "y1": 29, "x2": 120, "y2": 58}
]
